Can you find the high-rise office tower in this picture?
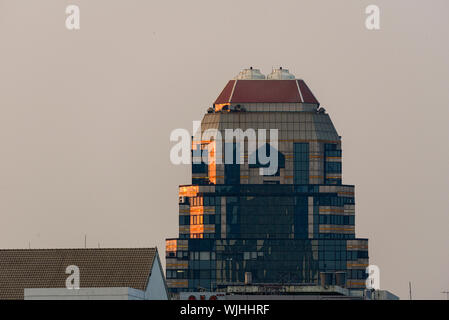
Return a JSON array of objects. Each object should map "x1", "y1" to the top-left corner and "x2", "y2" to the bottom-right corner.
[{"x1": 166, "y1": 68, "x2": 368, "y2": 294}]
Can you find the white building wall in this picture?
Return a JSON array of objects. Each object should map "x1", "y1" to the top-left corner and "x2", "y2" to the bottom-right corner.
[
  {"x1": 24, "y1": 287, "x2": 146, "y2": 300},
  {"x1": 144, "y1": 254, "x2": 168, "y2": 300}
]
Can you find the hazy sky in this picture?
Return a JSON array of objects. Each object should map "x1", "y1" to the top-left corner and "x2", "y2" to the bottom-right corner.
[{"x1": 0, "y1": 0, "x2": 448, "y2": 299}]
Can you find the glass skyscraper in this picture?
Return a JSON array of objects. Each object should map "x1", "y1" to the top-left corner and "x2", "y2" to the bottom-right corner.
[{"x1": 166, "y1": 68, "x2": 368, "y2": 294}]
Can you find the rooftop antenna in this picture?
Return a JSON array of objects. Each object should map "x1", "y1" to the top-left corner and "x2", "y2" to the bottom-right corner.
[
  {"x1": 28, "y1": 241, "x2": 31, "y2": 249},
  {"x1": 441, "y1": 291, "x2": 449, "y2": 300},
  {"x1": 409, "y1": 282, "x2": 413, "y2": 300},
  {"x1": 84, "y1": 234, "x2": 87, "y2": 248}
]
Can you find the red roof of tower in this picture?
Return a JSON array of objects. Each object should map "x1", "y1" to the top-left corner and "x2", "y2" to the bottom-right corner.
[{"x1": 214, "y1": 79, "x2": 319, "y2": 105}]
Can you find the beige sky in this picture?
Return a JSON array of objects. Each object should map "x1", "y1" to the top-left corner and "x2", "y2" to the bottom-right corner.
[{"x1": 0, "y1": 0, "x2": 448, "y2": 299}]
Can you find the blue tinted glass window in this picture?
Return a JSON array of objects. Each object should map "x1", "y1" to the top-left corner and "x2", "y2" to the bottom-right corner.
[{"x1": 294, "y1": 143, "x2": 309, "y2": 184}]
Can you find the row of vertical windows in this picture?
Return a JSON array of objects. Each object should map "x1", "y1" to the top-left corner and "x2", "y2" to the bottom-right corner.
[
  {"x1": 318, "y1": 250, "x2": 366, "y2": 260},
  {"x1": 319, "y1": 214, "x2": 354, "y2": 225},
  {"x1": 171, "y1": 240, "x2": 366, "y2": 252},
  {"x1": 192, "y1": 163, "x2": 207, "y2": 174},
  {"x1": 167, "y1": 269, "x2": 367, "y2": 281},
  {"x1": 224, "y1": 143, "x2": 240, "y2": 185},
  {"x1": 314, "y1": 196, "x2": 353, "y2": 206},
  {"x1": 325, "y1": 162, "x2": 341, "y2": 173},
  {"x1": 190, "y1": 197, "x2": 203, "y2": 207},
  {"x1": 169, "y1": 250, "x2": 366, "y2": 263},
  {"x1": 192, "y1": 145, "x2": 209, "y2": 185},
  {"x1": 224, "y1": 164, "x2": 240, "y2": 185},
  {"x1": 326, "y1": 150, "x2": 342, "y2": 157},
  {"x1": 166, "y1": 267, "x2": 368, "y2": 282},
  {"x1": 179, "y1": 216, "x2": 189, "y2": 225},
  {"x1": 325, "y1": 143, "x2": 338, "y2": 151},
  {"x1": 348, "y1": 269, "x2": 368, "y2": 280},
  {"x1": 182, "y1": 239, "x2": 364, "y2": 250},
  {"x1": 293, "y1": 143, "x2": 309, "y2": 184},
  {"x1": 187, "y1": 232, "x2": 349, "y2": 240},
  {"x1": 179, "y1": 196, "x2": 220, "y2": 206},
  {"x1": 185, "y1": 195, "x2": 352, "y2": 207},
  {"x1": 325, "y1": 178, "x2": 342, "y2": 185},
  {"x1": 179, "y1": 234, "x2": 215, "y2": 239},
  {"x1": 191, "y1": 215, "x2": 203, "y2": 225},
  {"x1": 182, "y1": 215, "x2": 216, "y2": 225},
  {"x1": 189, "y1": 251, "x2": 217, "y2": 260},
  {"x1": 324, "y1": 144, "x2": 342, "y2": 185},
  {"x1": 318, "y1": 233, "x2": 354, "y2": 239},
  {"x1": 204, "y1": 196, "x2": 218, "y2": 206},
  {"x1": 167, "y1": 248, "x2": 367, "y2": 261}
]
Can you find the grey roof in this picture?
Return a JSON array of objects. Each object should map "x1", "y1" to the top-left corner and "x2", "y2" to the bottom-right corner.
[{"x1": 0, "y1": 248, "x2": 157, "y2": 299}]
